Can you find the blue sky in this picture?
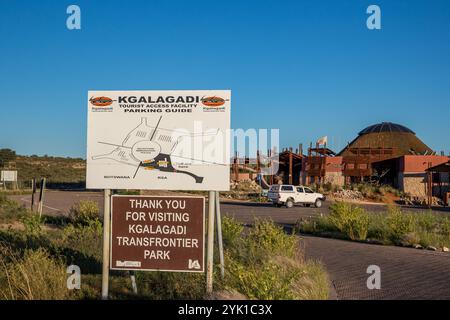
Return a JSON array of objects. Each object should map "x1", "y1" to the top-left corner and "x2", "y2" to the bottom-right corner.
[{"x1": 1, "y1": 0, "x2": 449, "y2": 158}]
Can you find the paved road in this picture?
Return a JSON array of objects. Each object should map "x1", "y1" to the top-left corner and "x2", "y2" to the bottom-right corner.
[
  {"x1": 8, "y1": 190, "x2": 450, "y2": 300},
  {"x1": 12, "y1": 190, "x2": 448, "y2": 222},
  {"x1": 10, "y1": 191, "x2": 104, "y2": 216}
]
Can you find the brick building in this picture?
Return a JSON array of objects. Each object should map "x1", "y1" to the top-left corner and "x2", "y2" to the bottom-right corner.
[{"x1": 301, "y1": 122, "x2": 449, "y2": 198}]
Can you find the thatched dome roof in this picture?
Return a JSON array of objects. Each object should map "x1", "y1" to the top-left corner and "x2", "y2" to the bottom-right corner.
[{"x1": 338, "y1": 122, "x2": 433, "y2": 157}]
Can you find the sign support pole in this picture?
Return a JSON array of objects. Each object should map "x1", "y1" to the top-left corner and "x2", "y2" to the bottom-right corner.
[
  {"x1": 206, "y1": 190, "x2": 216, "y2": 294},
  {"x1": 102, "y1": 189, "x2": 111, "y2": 300},
  {"x1": 129, "y1": 271, "x2": 138, "y2": 294},
  {"x1": 215, "y1": 191, "x2": 225, "y2": 279}
]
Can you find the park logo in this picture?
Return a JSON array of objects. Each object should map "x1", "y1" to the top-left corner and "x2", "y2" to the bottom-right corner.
[
  {"x1": 201, "y1": 96, "x2": 227, "y2": 107},
  {"x1": 201, "y1": 96, "x2": 228, "y2": 112},
  {"x1": 90, "y1": 96, "x2": 115, "y2": 106},
  {"x1": 90, "y1": 96, "x2": 114, "y2": 112}
]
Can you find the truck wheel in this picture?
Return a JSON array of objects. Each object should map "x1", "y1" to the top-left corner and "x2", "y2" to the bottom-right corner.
[
  {"x1": 315, "y1": 199, "x2": 322, "y2": 208},
  {"x1": 286, "y1": 199, "x2": 294, "y2": 208}
]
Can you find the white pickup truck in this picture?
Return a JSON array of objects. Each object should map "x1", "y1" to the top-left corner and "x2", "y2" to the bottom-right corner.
[{"x1": 267, "y1": 185, "x2": 326, "y2": 208}]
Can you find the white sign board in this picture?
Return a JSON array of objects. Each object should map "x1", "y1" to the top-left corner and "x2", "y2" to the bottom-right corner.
[
  {"x1": 86, "y1": 90, "x2": 231, "y2": 191},
  {"x1": 1, "y1": 170, "x2": 17, "y2": 182}
]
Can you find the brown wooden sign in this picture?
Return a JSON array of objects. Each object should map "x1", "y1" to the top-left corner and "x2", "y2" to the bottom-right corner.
[{"x1": 110, "y1": 195, "x2": 205, "y2": 272}]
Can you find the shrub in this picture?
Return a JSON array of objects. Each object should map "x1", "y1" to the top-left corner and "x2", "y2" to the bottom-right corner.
[
  {"x1": 328, "y1": 202, "x2": 370, "y2": 241},
  {"x1": 299, "y1": 202, "x2": 450, "y2": 249},
  {"x1": 246, "y1": 220, "x2": 298, "y2": 259},
  {"x1": 134, "y1": 271, "x2": 205, "y2": 300},
  {"x1": 0, "y1": 247, "x2": 68, "y2": 300},
  {"x1": 59, "y1": 219, "x2": 103, "y2": 269},
  {"x1": 68, "y1": 201, "x2": 100, "y2": 225},
  {"x1": 19, "y1": 213, "x2": 44, "y2": 236},
  {"x1": 224, "y1": 252, "x2": 329, "y2": 300},
  {"x1": 221, "y1": 220, "x2": 329, "y2": 300},
  {"x1": 386, "y1": 205, "x2": 415, "y2": 242},
  {"x1": 221, "y1": 216, "x2": 244, "y2": 247},
  {"x1": 415, "y1": 212, "x2": 438, "y2": 233},
  {"x1": 367, "y1": 213, "x2": 391, "y2": 243},
  {"x1": 224, "y1": 254, "x2": 299, "y2": 299},
  {"x1": 292, "y1": 260, "x2": 330, "y2": 300},
  {"x1": 0, "y1": 196, "x2": 28, "y2": 224},
  {"x1": 297, "y1": 216, "x2": 339, "y2": 235},
  {"x1": 440, "y1": 218, "x2": 450, "y2": 239}
]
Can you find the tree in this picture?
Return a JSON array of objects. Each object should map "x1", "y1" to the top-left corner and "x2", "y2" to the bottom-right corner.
[{"x1": 0, "y1": 148, "x2": 17, "y2": 168}]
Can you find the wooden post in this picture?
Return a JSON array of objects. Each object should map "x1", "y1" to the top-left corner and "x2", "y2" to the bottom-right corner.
[
  {"x1": 37, "y1": 178, "x2": 46, "y2": 217},
  {"x1": 269, "y1": 149, "x2": 274, "y2": 185},
  {"x1": 30, "y1": 178, "x2": 36, "y2": 211},
  {"x1": 428, "y1": 162, "x2": 433, "y2": 208},
  {"x1": 289, "y1": 152, "x2": 293, "y2": 185},
  {"x1": 256, "y1": 150, "x2": 260, "y2": 173},
  {"x1": 234, "y1": 152, "x2": 239, "y2": 182}
]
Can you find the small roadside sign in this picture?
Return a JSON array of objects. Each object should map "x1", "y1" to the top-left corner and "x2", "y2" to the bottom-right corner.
[
  {"x1": 1, "y1": 170, "x2": 17, "y2": 182},
  {"x1": 110, "y1": 195, "x2": 205, "y2": 272}
]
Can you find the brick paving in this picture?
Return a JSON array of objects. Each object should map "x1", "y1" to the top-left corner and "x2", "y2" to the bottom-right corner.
[{"x1": 303, "y1": 235, "x2": 450, "y2": 299}]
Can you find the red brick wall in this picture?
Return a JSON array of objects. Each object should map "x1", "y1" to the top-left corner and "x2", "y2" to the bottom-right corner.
[
  {"x1": 325, "y1": 156, "x2": 343, "y2": 172},
  {"x1": 399, "y1": 155, "x2": 449, "y2": 173}
]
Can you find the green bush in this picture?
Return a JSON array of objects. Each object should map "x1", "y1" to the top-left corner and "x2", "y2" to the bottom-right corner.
[
  {"x1": 134, "y1": 272, "x2": 205, "y2": 300},
  {"x1": 221, "y1": 219, "x2": 329, "y2": 300},
  {"x1": 19, "y1": 213, "x2": 44, "y2": 236},
  {"x1": 386, "y1": 205, "x2": 415, "y2": 242},
  {"x1": 68, "y1": 201, "x2": 100, "y2": 225},
  {"x1": 0, "y1": 247, "x2": 68, "y2": 300},
  {"x1": 60, "y1": 219, "x2": 103, "y2": 263},
  {"x1": 345, "y1": 183, "x2": 402, "y2": 200},
  {"x1": 246, "y1": 220, "x2": 298, "y2": 259},
  {"x1": 0, "y1": 196, "x2": 28, "y2": 224},
  {"x1": 329, "y1": 202, "x2": 370, "y2": 241},
  {"x1": 298, "y1": 202, "x2": 450, "y2": 249},
  {"x1": 293, "y1": 260, "x2": 330, "y2": 300},
  {"x1": 440, "y1": 218, "x2": 450, "y2": 239},
  {"x1": 221, "y1": 216, "x2": 244, "y2": 247},
  {"x1": 367, "y1": 213, "x2": 391, "y2": 243},
  {"x1": 224, "y1": 254, "x2": 299, "y2": 299},
  {"x1": 415, "y1": 212, "x2": 439, "y2": 233}
]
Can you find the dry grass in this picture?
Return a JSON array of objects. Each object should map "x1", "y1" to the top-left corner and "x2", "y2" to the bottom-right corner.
[{"x1": 0, "y1": 245, "x2": 68, "y2": 300}]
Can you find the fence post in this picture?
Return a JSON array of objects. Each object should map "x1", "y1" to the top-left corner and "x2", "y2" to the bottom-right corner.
[
  {"x1": 38, "y1": 178, "x2": 46, "y2": 217},
  {"x1": 31, "y1": 178, "x2": 36, "y2": 211}
]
